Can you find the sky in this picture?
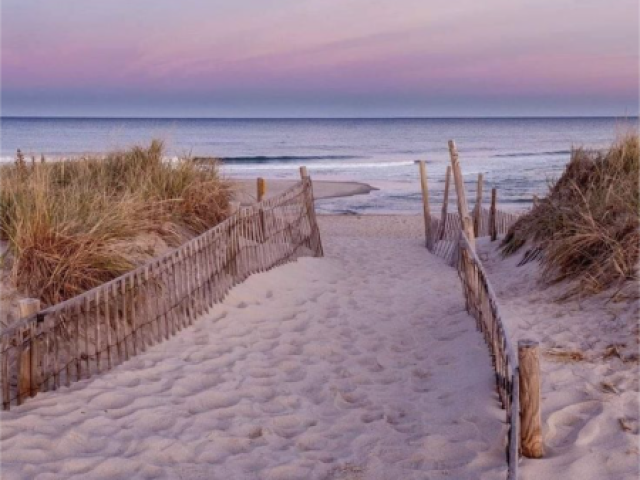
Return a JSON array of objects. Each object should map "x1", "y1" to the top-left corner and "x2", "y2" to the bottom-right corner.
[{"x1": 1, "y1": 0, "x2": 638, "y2": 118}]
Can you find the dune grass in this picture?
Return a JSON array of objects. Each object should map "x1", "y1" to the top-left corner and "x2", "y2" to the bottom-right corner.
[
  {"x1": 0, "y1": 140, "x2": 232, "y2": 305},
  {"x1": 501, "y1": 134, "x2": 639, "y2": 297}
]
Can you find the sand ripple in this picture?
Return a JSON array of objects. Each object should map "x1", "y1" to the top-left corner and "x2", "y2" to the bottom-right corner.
[{"x1": 1, "y1": 216, "x2": 506, "y2": 480}]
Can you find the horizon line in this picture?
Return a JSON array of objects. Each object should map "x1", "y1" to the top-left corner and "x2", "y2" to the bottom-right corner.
[{"x1": 2, "y1": 115, "x2": 639, "y2": 121}]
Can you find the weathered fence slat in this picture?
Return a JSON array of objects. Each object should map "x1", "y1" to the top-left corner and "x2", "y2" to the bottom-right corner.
[
  {"x1": 419, "y1": 145, "x2": 525, "y2": 480},
  {"x1": 1, "y1": 178, "x2": 321, "y2": 411},
  {"x1": 95, "y1": 290, "x2": 102, "y2": 373},
  {"x1": 83, "y1": 296, "x2": 91, "y2": 378},
  {"x1": 458, "y1": 233, "x2": 521, "y2": 479}
]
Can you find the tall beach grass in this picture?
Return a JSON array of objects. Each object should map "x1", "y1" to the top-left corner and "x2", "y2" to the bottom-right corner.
[
  {"x1": 501, "y1": 134, "x2": 639, "y2": 297},
  {"x1": 0, "y1": 140, "x2": 232, "y2": 305}
]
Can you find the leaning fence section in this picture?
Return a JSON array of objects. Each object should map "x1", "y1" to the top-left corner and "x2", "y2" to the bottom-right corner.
[
  {"x1": 457, "y1": 233, "x2": 520, "y2": 480},
  {"x1": 417, "y1": 144, "x2": 525, "y2": 480},
  {"x1": 1, "y1": 177, "x2": 323, "y2": 410},
  {"x1": 428, "y1": 208, "x2": 520, "y2": 264}
]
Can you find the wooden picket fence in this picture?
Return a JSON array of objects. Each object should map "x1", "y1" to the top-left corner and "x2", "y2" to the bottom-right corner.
[
  {"x1": 428, "y1": 207, "x2": 519, "y2": 264},
  {"x1": 1, "y1": 177, "x2": 323, "y2": 410},
  {"x1": 417, "y1": 141, "x2": 543, "y2": 480},
  {"x1": 457, "y1": 233, "x2": 520, "y2": 480},
  {"x1": 423, "y1": 191, "x2": 520, "y2": 479}
]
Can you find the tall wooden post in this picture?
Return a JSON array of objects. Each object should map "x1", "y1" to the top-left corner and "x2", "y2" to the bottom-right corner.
[
  {"x1": 18, "y1": 299, "x2": 41, "y2": 401},
  {"x1": 256, "y1": 178, "x2": 268, "y2": 240},
  {"x1": 257, "y1": 178, "x2": 266, "y2": 202},
  {"x1": 473, "y1": 173, "x2": 484, "y2": 237},
  {"x1": 439, "y1": 166, "x2": 451, "y2": 240},
  {"x1": 448, "y1": 140, "x2": 475, "y2": 250},
  {"x1": 299, "y1": 166, "x2": 309, "y2": 179},
  {"x1": 18, "y1": 299, "x2": 40, "y2": 322},
  {"x1": 490, "y1": 188, "x2": 498, "y2": 241},
  {"x1": 518, "y1": 339, "x2": 544, "y2": 459},
  {"x1": 418, "y1": 161, "x2": 432, "y2": 249}
]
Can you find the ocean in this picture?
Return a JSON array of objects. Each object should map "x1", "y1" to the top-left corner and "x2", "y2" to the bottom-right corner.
[{"x1": 1, "y1": 117, "x2": 636, "y2": 214}]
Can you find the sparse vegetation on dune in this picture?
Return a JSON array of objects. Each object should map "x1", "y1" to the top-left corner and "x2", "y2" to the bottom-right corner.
[
  {"x1": 0, "y1": 140, "x2": 232, "y2": 306},
  {"x1": 501, "y1": 134, "x2": 639, "y2": 297}
]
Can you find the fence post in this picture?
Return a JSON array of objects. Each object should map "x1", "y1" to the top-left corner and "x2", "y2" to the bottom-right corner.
[
  {"x1": 18, "y1": 299, "x2": 41, "y2": 401},
  {"x1": 418, "y1": 160, "x2": 432, "y2": 249},
  {"x1": 1, "y1": 329, "x2": 9, "y2": 409},
  {"x1": 448, "y1": 140, "x2": 475, "y2": 250},
  {"x1": 299, "y1": 166, "x2": 309, "y2": 179},
  {"x1": 439, "y1": 166, "x2": 451, "y2": 240},
  {"x1": 473, "y1": 173, "x2": 484, "y2": 237},
  {"x1": 518, "y1": 339, "x2": 544, "y2": 458},
  {"x1": 490, "y1": 188, "x2": 498, "y2": 241},
  {"x1": 256, "y1": 178, "x2": 269, "y2": 239},
  {"x1": 257, "y1": 178, "x2": 266, "y2": 202}
]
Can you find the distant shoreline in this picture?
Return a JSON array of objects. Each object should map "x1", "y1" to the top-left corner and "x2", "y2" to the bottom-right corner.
[
  {"x1": 2, "y1": 115, "x2": 638, "y2": 120},
  {"x1": 231, "y1": 178, "x2": 377, "y2": 204}
]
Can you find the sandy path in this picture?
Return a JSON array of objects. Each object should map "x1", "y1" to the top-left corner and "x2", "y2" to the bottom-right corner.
[{"x1": 1, "y1": 216, "x2": 506, "y2": 480}]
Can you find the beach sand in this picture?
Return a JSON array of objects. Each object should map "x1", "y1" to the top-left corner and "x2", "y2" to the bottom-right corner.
[
  {"x1": 232, "y1": 179, "x2": 376, "y2": 205},
  {"x1": 477, "y1": 237, "x2": 640, "y2": 480},
  {"x1": 0, "y1": 215, "x2": 507, "y2": 480},
  {"x1": 1, "y1": 171, "x2": 636, "y2": 480}
]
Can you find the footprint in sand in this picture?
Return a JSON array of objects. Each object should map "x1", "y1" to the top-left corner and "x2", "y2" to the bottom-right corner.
[
  {"x1": 436, "y1": 355, "x2": 454, "y2": 366},
  {"x1": 57, "y1": 430, "x2": 109, "y2": 455},
  {"x1": 171, "y1": 372, "x2": 223, "y2": 396},
  {"x1": 247, "y1": 367, "x2": 277, "y2": 379},
  {"x1": 290, "y1": 319, "x2": 310, "y2": 333},
  {"x1": 129, "y1": 409, "x2": 178, "y2": 434},
  {"x1": 268, "y1": 414, "x2": 316, "y2": 439},
  {"x1": 545, "y1": 401, "x2": 604, "y2": 449},
  {"x1": 360, "y1": 410, "x2": 384, "y2": 424},
  {"x1": 333, "y1": 388, "x2": 368, "y2": 410},
  {"x1": 282, "y1": 367, "x2": 307, "y2": 383},
  {"x1": 358, "y1": 325, "x2": 376, "y2": 336},
  {"x1": 186, "y1": 390, "x2": 241, "y2": 414},
  {"x1": 263, "y1": 464, "x2": 313, "y2": 480},
  {"x1": 90, "y1": 391, "x2": 135, "y2": 410},
  {"x1": 435, "y1": 330, "x2": 467, "y2": 341},
  {"x1": 437, "y1": 391, "x2": 454, "y2": 404},
  {"x1": 260, "y1": 329, "x2": 280, "y2": 340},
  {"x1": 406, "y1": 435, "x2": 477, "y2": 471},
  {"x1": 273, "y1": 343, "x2": 303, "y2": 356},
  {"x1": 357, "y1": 356, "x2": 384, "y2": 373},
  {"x1": 295, "y1": 432, "x2": 329, "y2": 451},
  {"x1": 383, "y1": 405, "x2": 419, "y2": 434},
  {"x1": 411, "y1": 368, "x2": 432, "y2": 392}
]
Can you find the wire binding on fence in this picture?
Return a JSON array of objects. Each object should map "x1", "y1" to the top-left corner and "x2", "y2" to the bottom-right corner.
[{"x1": 1, "y1": 177, "x2": 323, "y2": 410}]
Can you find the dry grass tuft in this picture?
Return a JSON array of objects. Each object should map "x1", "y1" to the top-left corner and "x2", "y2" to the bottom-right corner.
[
  {"x1": 600, "y1": 381, "x2": 620, "y2": 395},
  {"x1": 501, "y1": 134, "x2": 639, "y2": 297},
  {"x1": 0, "y1": 140, "x2": 232, "y2": 305},
  {"x1": 544, "y1": 348, "x2": 587, "y2": 363},
  {"x1": 331, "y1": 464, "x2": 366, "y2": 480},
  {"x1": 619, "y1": 417, "x2": 639, "y2": 434}
]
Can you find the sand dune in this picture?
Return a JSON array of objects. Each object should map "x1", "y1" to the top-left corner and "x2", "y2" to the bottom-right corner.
[
  {"x1": 477, "y1": 237, "x2": 640, "y2": 480},
  {"x1": 0, "y1": 215, "x2": 506, "y2": 480}
]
